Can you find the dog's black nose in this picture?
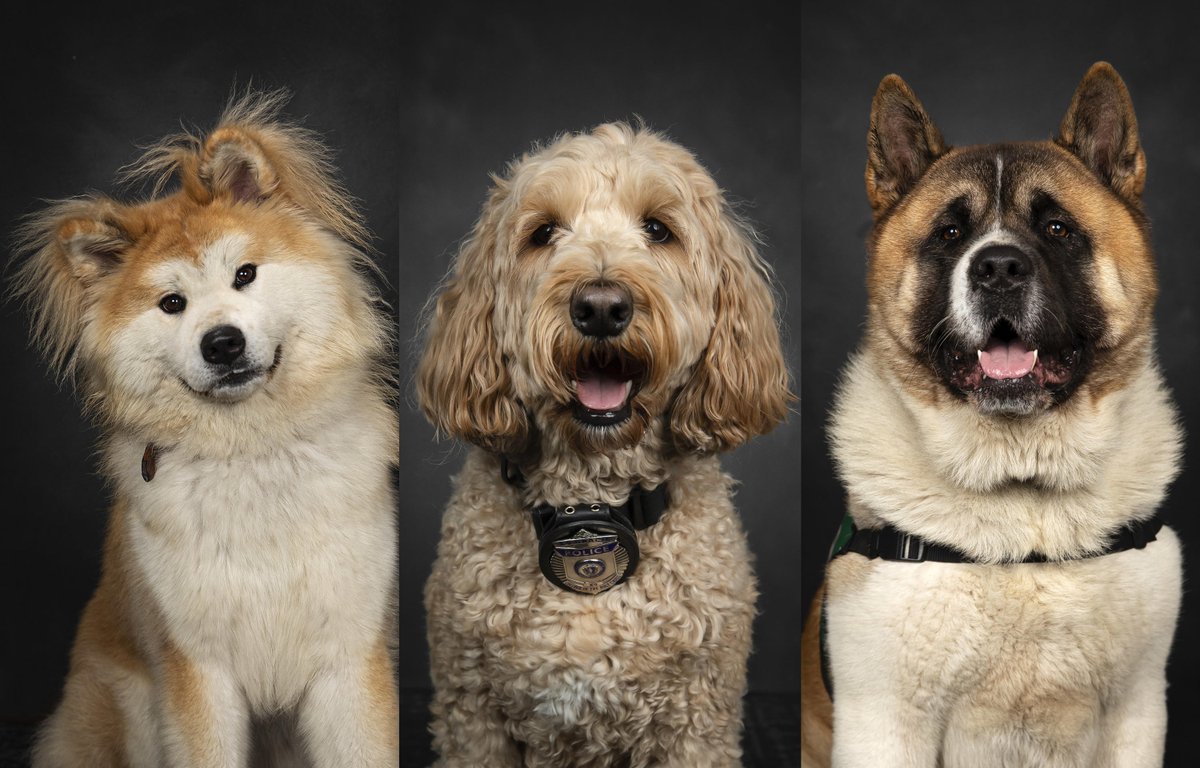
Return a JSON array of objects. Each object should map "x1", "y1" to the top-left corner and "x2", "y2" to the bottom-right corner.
[
  {"x1": 200, "y1": 325, "x2": 246, "y2": 366},
  {"x1": 970, "y1": 245, "x2": 1033, "y2": 292},
  {"x1": 571, "y1": 283, "x2": 633, "y2": 338}
]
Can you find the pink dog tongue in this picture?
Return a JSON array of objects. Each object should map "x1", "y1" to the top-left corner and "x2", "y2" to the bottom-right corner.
[
  {"x1": 979, "y1": 338, "x2": 1037, "y2": 380},
  {"x1": 576, "y1": 371, "x2": 630, "y2": 410}
]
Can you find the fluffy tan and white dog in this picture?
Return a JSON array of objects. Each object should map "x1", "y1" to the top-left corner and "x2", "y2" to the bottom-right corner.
[
  {"x1": 800, "y1": 64, "x2": 1183, "y2": 767},
  {"x1": 418, "y1": 123, "x2": 791, "y2": 767},
  {"x1": 13, "y1": 92, "x2": 399, "y2": 766}
]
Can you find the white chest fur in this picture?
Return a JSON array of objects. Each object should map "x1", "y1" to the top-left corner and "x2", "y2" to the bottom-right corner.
[
  {"x1": 827, "y1": 530, "x2": 1182, "y2": 764},
  {"x1": 113, "y1": 415, "x2": 396, "y2": 712}
]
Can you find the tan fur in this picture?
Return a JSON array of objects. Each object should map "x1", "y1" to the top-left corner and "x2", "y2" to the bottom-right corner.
[
  {"x1": 161, "y1": 642, "x2": 214, "y2": 761},
  {"x1": 799, "y1": 585, "x2": 832, "y2": 767},
  {"x1": 13, "y1": 91, "x2": 398, "y2": 766},
  {"x1": 364, "y1": 639, "x2": 402, "y2": 748},
  {"x1": 804, "y1": 64, "x2": 1183, "y2": 767},
  {"x1": 669, "y1": 208, "x2": 790, "y2": 452},
  {"x1": 34, "y1": 503, "x2": 142, "y2": 766},
  {"x1": 418, "y1": 123, "x2": 792, "y2": 767},
  {"x1": 417, "y1": 183, "x2": 529, "y2": 454}
]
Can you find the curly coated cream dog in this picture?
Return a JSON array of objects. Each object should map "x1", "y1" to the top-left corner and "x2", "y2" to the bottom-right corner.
[{"x1": 418, "y1": 123, "x2": 791, "y2": 767}]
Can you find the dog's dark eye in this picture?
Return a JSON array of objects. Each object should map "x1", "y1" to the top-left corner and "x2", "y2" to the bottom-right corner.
[
  {"x1": 530, "y1": 223, "x2": 556, "y2": 247},
  {"x1": 233, "y1": 263, "x2": 257, "y2": 288},
  {"x1": 643, "y1": 218, "x2": 672, "y2": 244},
  {"x1": 940, "y1": 225, "x2": 962, "y2": 241},
  {"x1": 1046, "y1": 220, "x2": 1070, "y2": 238},
  {"x1": 159, "y1": 294, "x2": 187, "y2": 314}
]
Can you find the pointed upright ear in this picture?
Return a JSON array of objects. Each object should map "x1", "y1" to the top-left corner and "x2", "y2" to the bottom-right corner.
[
  {"x1": 192, "y1": 92, "x2": 370, "y2": 249},
  {"x1": 866, "y1": 74, "x2": 947, "y2": 216},
  {"x1": 200, "y1": 127, "x2": 279, "y2": 204},
  {"x1": 10, "y1": 199, "x2": 132, "y2": 379},
  {"x1": 669, "y1": 211, "x2": 793, "y2": 453},
  {"x1": 417, "y1": 190, "x2": 529, "y2": 454},
  {"x1": 1056, "y1": 62, "x2": 1146, "y2": 202}
]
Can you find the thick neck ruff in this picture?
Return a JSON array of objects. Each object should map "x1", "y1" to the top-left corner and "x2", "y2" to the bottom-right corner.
[
  {"x1": 829, "y1": 353, "x2": 1182, "y2": 562},
  {"x1": 500, "y1": 455, "x2": 669, "y2": 595}
]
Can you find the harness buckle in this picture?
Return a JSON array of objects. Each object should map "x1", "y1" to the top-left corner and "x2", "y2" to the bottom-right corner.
[{"x1": 894, "y1": 533, "x2": 927, "y2": 562}]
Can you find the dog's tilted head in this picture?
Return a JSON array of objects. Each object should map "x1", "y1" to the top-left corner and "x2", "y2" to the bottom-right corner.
[
  {"x1": 864, "y1": 62, "x2": 1156, "y2": 417},
  {"x1": 419, "y1": 123, "x2": 791, "y2": 456},
  {"x1": 11, "y1": 91, "x2": 390, "y2": 443}
]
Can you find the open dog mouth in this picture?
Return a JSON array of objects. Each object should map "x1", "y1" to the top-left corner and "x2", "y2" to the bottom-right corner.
[
  {"x1": 944, "y1": 320, "x2": 1081, "y2": 403},
  {"x1": 978, "y1": 320, "x2": 1040, "y2": 382},
  {"x1": 570, "y1": 347, "x2": 645, "y2": 427}
]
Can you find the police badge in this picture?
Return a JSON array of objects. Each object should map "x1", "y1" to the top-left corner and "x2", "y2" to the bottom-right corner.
[
  {"x1": 554, "y1": 529, "x2": 626, "y2": 586},
  {"x1": 537, "y1": 509, "x2": 639, "y2": 594},
  {"x1": 503, "y1": 457, "x2": 669, "y2": 595},
  {"x1": 528, "y1": 491, "x2": 669, "y2": 595}
]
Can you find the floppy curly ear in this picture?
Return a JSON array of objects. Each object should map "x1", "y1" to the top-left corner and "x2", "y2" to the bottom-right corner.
[
  {"x1": 670, "y1": 210, "x2": 792, "y2": 453},
  {"x1": 417, "y1": 195, "x2": 528, "y2": 454},
  {"x1": 10, "y1": 198, "x2": 131, "y2": 381}
]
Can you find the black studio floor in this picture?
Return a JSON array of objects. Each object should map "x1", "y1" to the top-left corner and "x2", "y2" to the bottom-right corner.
[
  {"x1": 1, "y1": 690, "x2": 800, "y2": 767},
  {"x1": 402, "y1": 689, "x2": 801, "y2": 768}
]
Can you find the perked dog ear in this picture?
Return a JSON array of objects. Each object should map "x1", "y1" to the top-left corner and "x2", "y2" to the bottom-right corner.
[
  {"x1": 10, "y1": 199, "x2": 132, "y2": 380},
  {"x1": 201, "y1": 126, "x2": 279, "y2": 204},
  {"x1": 196, "y1": 90, "x2": 372, "y2": 248},
  {"x1": 1056, "y1": 61, "x2": 1146, "y2": 203},
  {"x1": 865, "y1": 74, "x2": 947, "y2": 216},
  {"x1": 417, "y1": 186, "x2": 530, "y2": 455},
  {"x1": 669, "y1": 209, "x2": 792, "y2": 453}
]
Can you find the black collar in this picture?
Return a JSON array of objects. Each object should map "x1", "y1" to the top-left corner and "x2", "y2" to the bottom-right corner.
[
  {"x1": 828, "y1": 511, "x2": 1165, "y2": 564},
  {"x1": 499, "y1": 455, "x2": 670, "y2": 532}
]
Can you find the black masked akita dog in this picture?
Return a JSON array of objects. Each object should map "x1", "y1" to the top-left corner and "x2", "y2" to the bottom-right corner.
[{"x1": 800, "y1": 63, "x2": 1182, "y2": 767}]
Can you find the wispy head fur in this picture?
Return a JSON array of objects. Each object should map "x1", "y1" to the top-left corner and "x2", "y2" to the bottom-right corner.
[
  {"x1": 10, "y1": 198, "x2": 119, "y2": 382},
  {"x1": 116, "y1": 87, "x2": 373, "y2": 252}
]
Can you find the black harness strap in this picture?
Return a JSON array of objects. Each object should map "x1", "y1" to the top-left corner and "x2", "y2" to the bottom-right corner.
[
  {"x1": 830, "y1": 514, "x2": 1163, "y2": 564},
  {"x1": 818, "y1": 511, "x2": 1166, "y2": 699}
]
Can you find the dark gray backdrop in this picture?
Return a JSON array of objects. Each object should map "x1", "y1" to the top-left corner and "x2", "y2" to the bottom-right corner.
[
  {"x1": 800, "y1": 1, "x2": 1200, "y2": 763},
  {"x1": 0, "y1": 2, "x2": 400, "y2": 724},
  {"x1": 398, "y1": 0, "x2": 802, "y2": 711},
  {"x1": 9, "y1": 0, "x2": 1191, "y2": 761}
]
